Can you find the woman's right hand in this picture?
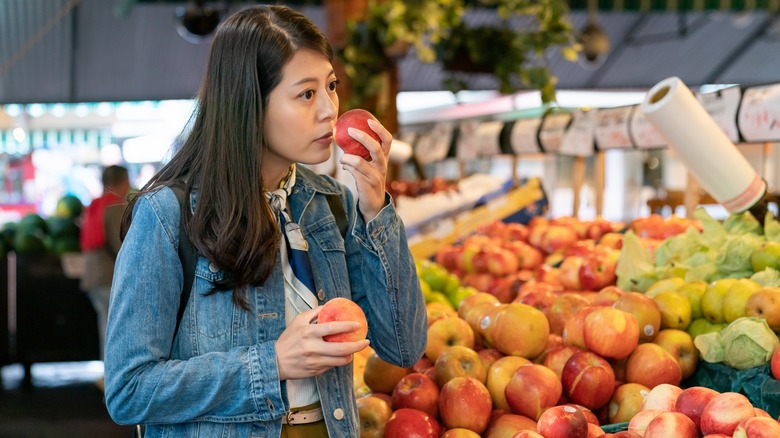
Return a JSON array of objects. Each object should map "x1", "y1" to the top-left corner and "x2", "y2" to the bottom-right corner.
[{"x1": 275, "y1": 306, "x2": 370, "y2": 381}]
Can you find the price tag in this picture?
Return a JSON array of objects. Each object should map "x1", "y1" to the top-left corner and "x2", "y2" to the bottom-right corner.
[
  {"x1": 629, "y1": 106, "x2": 667, "y2": 149},
  {"x1": 474, "y1": 121, "x2": 504, "y2": 156},
  {"x1": 456, "y1": 120, "x2": 481, "y2": 160},
  {"x1": 738, "y1": 84, "x2": 780, "y2": 143},
  {"x1": 510, "y1": 118, "x2": 542, "y2": 154},
  {"x1": 595, "y1": 106, "x2": 634, "y2": 150},
  {"x1": 538, "y1": 112, "x2": 572, "y2": 153},
  {"x1": 559, "y1": 109, "x2": 596, "y2": 156},
  {"x1": 696, "y1": 86, "x2": 741, "y2": 143}
]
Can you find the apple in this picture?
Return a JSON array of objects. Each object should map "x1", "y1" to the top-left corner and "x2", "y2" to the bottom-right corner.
[
  {"x1": 583, "y1": 307, "x2": 640, "y2": 360},
  {"x1": 700, "y1": 392, "x2": 756, "y2": 436},
  {"x1": 579, "y1": 249, "x2": 620, "y2": 291},
  {"x1": 599, "y1": 232, "x2": 624, "y2": 249},
  {"x1": 439, "y1": 376, "x2": 493, "y2": 434},
  {"x1": 434, "y1": 345, "x2": 487, "y2": 387},
  {"x1": 750, "y1": 241, "x2": 780, "y2": 272},
  {"x1": 536, "y1": 405, "x2": 588, "y2": 438},
  {"x1": 593, "y1": 286, "x2": 625, "y2": 307},
  {"x1": 476, "y1": 303, "x2": 508, "y2": 348},
  {"x1": 642, "y1": 383, "x2": 682, "y2": 412},
  {"x1": 504, "y1": 241, "x2": 544, "y2": 270},
  {"x1": 505, "y1": 223, "x2": 530, "y2": 242},
  {"x1": 334, "y1": 109, "x2": 380, "y2": 161},
  {"x1": 652, "y1": 329, "x2": 699, "y2": 379},
  {"x1": 509, "y1": 430, "x2": 544, "y2": 438},
  {"x1": 733, "y1": 416, "x2": 780, "y2": 438},
  {"x1": 548, "y1": 293, "x2": 591, "y2": 336},
  {"x1": 564, "y1": 306, "x2": 598, "y2": 350},
  {"x1": 535, "y1": 265, "x2": 563, "y2": 287},
  {"x1": 559, "y1": 256, "x2": 585, "y2": 290},
  {"x1": 484, "y1": 247, "x2": 521, "y2": 277},
  {"x1": 483, "y1": 413, "x2": 537, "y2": 438},
  {"x1": 588, "y1": 423, "x2": 606, "y2": 438},
  {"x1": 643, "y1": 412, "x2": 698, "y2": 438},
  {"x1": 318, "y1": 297, "x2": 369, "y2": 342},
  {"x1": 561, "y1": 351, "x2": 616, "y2": 410},
  {"x1": 613, "y1": 292, "x2": 662, "y2": 342},
  {"x1": 677, "y1": 281, "x2": 708, "y2": 320},
  {"x1": 754, "y1": 408, "x2": 771, "y2": 418},
  {"x1": 673, "y1": 386, "x2": 720, "y2": 431},
  {"x1": 723, "y1": 279, "x2": 761, "y2": 323},
  {"x1": 543, "y1": 345, "x2": 585, "y2": 379},
  {"x1": 608, "y1": 382, "x2": 649, "y2": 424},
  {"x1": 517, "y1": 288, "x2": 558, "y2": 317},
  {"x1": 412, "y1": 356, "x2": 434, "y2": 373},
  {"x1": 435, "y1": 245, "x2": 463, "y2": 272},
  {"x1": 486, "y1": 356, "x2": 532, "y2": 411},
  {"x1": 653, "y1": 291, "x2": 692, "y2": 331},
  {"x1": 627, "y1": 409, "x2": 663, "y2": 436},
  {"x1": 745, "y1": 287, "x2": 780, "y2": 331},
  {"x1": 702, "y1": 278, "x2": 739, "y2": 324},
  {"x1": 624, "y1": 343, "x2": 682, "y2": 389},
  {"x1": 534, "y1": 333, "x2": 565, "y2": 365},
  {"x1": 561, "y1": 404, "x2": 600, "y2": 426},
  {"x1": 363, "y1": 352, "x2": 410, "y2": 394},
  {"x1": 425, "y1": 316, "x2": 475, "y2": 362},
  {"x1": 599, "y1": 432, "x2": 642, "y2": 438},
  {"x1": 384, "y1": 407, "x2": 441, "y2": 438},
  {"x1": 540, "y1": 225, "x2": 580, "y2": 255},
  {"x1": 491, "y1": 303, "x2": 550, "y2": 358},
  {"x1": 357, "y1": 395, "x2": 393, "y2": 438},
  {"x1": 391, "y1": 372, "x2": 440, "y2": 419},
  {"x1": 772, "y1": 345, "x2": 780, "y2": 379},
  {"x1": 441, "y1": 428, "x2": 482, "y2": 438},
  {"x1": 479, "y1": 348, "x2": 505, "y2": 370},
  {"x1": 505, "y1": 364, "x2": 562, "y2": 420}
]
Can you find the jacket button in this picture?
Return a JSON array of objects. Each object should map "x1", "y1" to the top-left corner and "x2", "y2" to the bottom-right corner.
[
  {"x1": 317, "y1": 289, "x2": 326, "y2": 301},
  {"x1": 333, "y1": 408, "x2": 344, "y2": 420},
  {"x1": 208, "y1": 263, "x2": 219, "y2": 273}
]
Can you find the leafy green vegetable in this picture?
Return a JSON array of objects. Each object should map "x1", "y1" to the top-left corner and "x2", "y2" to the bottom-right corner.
[{"x1": 694, "y1": 317, "x2": 780, "y2": 369}]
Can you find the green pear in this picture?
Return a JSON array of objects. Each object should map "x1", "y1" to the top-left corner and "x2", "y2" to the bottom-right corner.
[
  {"x1": 722, "y1": 278, "x2": 761, "y2": 323},
  {"x1": 751, "y1": 241, "x2": 780, "y2": 272},
  {"x1": 677, "y1": 281, "x2": 708, "y2": 320},
  {"x1": 701, "y1": 278, "x2": 738, "y2": 324},
  {"x1": 686, "y1": 318, "x2": 712, "y2": 339},
  {"x1": 653, "y1": 291, "x2": 692, "y2": 330},
  {"x1": 645, "y1": 277, "x2": 685, "y2": 299}
]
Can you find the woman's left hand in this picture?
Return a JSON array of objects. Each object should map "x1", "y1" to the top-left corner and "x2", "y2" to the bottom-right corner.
[{"x1": 339, "y1": 118, "x2": 392, "y2": 222}]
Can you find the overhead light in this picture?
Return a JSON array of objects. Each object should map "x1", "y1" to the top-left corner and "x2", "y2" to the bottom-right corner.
[{"x1": 175, "y1": 1, "x2": 221, "y2": 44}]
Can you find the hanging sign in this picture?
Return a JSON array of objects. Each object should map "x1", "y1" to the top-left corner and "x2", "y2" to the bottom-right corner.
[
  {"x1": 696, "y1": 86, "x2": 741, "y2": 143},
  {"x1": 595, "y1": 106, "x2": 634, "y2": 150},
  {"x1": 456, "y1": 120, "x2": 481, "y2": 160},
  {"x1": 415, "y1": 122, "x2": 453, "y2": 164},
  {"x1": 559, "y1": 109, "x2": 596, "y2": 156},
  {"x1": 473, "y1": 121, "x2": 504, "y2": 156},
  {"x1": 738, "y1": 84, "x2": 780, "y2": 143},
  {"x1": 538, "y1": 112, "x2": 572, "y2": 153},
  {"x1": 509, "y1": 117, "x2": 542, "y2": 154},
  {"x1": 629, "y1": 106, "x2": 667, "y2": 149}
]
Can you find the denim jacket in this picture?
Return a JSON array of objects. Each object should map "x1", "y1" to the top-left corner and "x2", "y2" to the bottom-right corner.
[{"x1": 104, "y1": 166, "x2": 427, "y2": 437}]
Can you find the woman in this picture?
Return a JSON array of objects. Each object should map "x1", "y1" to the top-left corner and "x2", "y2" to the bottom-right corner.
[{"x1": 104, "y1": 5, "x2": 426, "y2": 437}]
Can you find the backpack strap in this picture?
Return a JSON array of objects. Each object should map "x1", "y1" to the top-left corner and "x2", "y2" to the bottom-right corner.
[
  {"x1": 325, "y1": 193, "x2": 348, "y2": 238},
  {"x1": 170, "y1": 184, "x2": 196, "y2": 338}
]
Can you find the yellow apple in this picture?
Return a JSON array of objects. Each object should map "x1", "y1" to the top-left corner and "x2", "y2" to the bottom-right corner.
[
  {"x1": 608, "y1": 382, "x2": 650, "y2": 424},
  {"x1": 654, "y1": 291, "x2": 692, "y2": 330},
  {"x1": 425, "y1": 316, "x2": 475, "y2": 362},
  {"x1": 677, "y1": 281, "x2": 708, "y2": 320},
  {"x1": 653, "y1": 329, "x2": 699, "y2": 380},
  {"x1": 701, "y1": 278, "x2": 738, "y2": 324},
  {"x1": 486, "y1": 356, "x2": 531, "y2": 411},
  {"x1": 745, "y1": 287, "x2": 780, "y2": 331},
  {"x1": 722, "y1": 279, "x2": 761, "y2": 323},
  {"x1": 750, "y1": 241, "x2": 780, "y2": 272}
]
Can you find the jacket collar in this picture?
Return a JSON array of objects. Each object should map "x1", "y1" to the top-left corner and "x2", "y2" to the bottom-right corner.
[{"x1": 293, "y1": 165, "x2": 341, "y2": 196}]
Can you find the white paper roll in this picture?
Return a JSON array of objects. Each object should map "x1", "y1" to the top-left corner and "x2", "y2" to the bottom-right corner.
[{"x1": 640, "y1": 77, "x2": 765, "y2": 213}]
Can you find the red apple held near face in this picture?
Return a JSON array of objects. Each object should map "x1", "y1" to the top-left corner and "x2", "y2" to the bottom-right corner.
[
  {"x1": 733, "y1": 416, "x2": 780, "y2": 438},
  {"x1": 643, "y1": 412, "x2": 698, "y2": 438},
  {"x1": 357, "y1": 395, "x2": 393, "y2": 438},
  {"x1": 334, "y1": 109, "x2": 379, "y2": 161},
  {"x1": 484, "y1": 413, "x2": 537, "y2": 438},
  {"x1": 318, "y1": 297, "x2": 368, "y2": 342},
  {"x1": 624, "y1": 343, "x2": 682, "y2": 388},
  {"x1": 561, "y1": 351, "x2": 616, "y2": 410},
  {"x1": 536, "y1": 405, "x2": 589, "y2": 438},
  {"x1": 700, "y1": 392, "x2": 757, "y2": 436},
  {"x1": 384, "y1": 407, "x2": 441, "y2": 438},
  {"x1": 642, "y1": 383, "x2": 683, "y2": 412},
  {"x1": 583, "y1": 307, "x2": 640, "y2": 360},
  {"x1": 391, "y1": 372, "x2": 440, "y2": 419},
  {"x1": 505, "y1": 364, "x2": 562, "y2": 420},
  {"x1": 627, "y1": 409, "x2": 663, "y2": 436},
  {"x1": 439, "y1": 377, "x2": 493, "y2": 434},
  {"x1": 434, "y1": 345, "x2": 487, "y2": 387},
  {"x1": 486, "y1": 356, "x2": 532, "y2": 411}
]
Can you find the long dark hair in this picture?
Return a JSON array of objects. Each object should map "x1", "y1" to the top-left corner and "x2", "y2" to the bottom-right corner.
[{"x1": 121, "y1": 6, "x2": 334, "y2": 306}]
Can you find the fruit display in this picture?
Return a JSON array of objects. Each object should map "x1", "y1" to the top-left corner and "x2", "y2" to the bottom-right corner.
[{"x1": 351, "y1": 208, "x2": 780, "y2": 437}]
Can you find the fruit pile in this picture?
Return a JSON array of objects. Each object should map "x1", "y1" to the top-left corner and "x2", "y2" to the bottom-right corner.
[
  {"x1": 352, "y1": 211, "x2": 780, "y2": 437},
  {"x1": 0, "y1": 195, "x2": 82, "y2": 257}
]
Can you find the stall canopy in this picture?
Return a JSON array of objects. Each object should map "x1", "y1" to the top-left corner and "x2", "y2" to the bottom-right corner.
[{"x1": 1, "y1": 0, "x2": 779, "y2": 103}]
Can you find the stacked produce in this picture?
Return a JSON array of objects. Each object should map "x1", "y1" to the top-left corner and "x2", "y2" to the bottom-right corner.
[
  {"x1": 353, "y1": 211, "x2": 780, "y2": 438},
  {"x1": 0, "y1": 195, "x2": 82, "y2": 257}
]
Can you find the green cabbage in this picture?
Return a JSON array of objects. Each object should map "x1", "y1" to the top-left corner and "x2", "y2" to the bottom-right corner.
[
  {"x1": 694, "y1": 317, "x2": 780, "y2": 370},
  {"x1": 750, "y1": 267, "x2": 780, "y2": 287},
  {"x1": 616, "y1": 231, "x2": 656, "y2": 292}
]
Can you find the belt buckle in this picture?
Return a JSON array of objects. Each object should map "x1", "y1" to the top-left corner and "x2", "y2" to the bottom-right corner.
[{"x1": 286, "y1": 410, "x2": 296, "y2": 426}]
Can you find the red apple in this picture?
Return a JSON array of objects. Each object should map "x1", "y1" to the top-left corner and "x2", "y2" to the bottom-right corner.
[
  {"x1": 391, "y1": 372, "x2": 440, "y2": 419},
  {"x1": 441, "y1": 428, "x2": 482, "y2": 438},
  {"x1": 700, "y1": 392, "x2": 756, "y2": 436},
  {"x1": 644, "y1": 412, "x2": 697, "y2": 438},
  {"x1": 772, "y1": 344, "x2": 780, "y2": 380},
  {"x1": 627, "y1": 409, "x2": 663, "y2": 436},
  {"x1": 548, "y1": 293, "x2": 591, "y2": 336},
  {"x1": 517, "y1": 288, "x2": 558, "y2": 317},
  {"x1": 540, "y1": 225, "x2": 580, "y2": 255},
  {"x1": 754, "y1": 408, "x2": 771, "y2": 418},
  {"x1": 583, "y1": 307, "x2": 640, "y2": 360},
  {"x1": 536, "y1": 405, "x2": 588, "y2": 438},
  {"x1": 357, "y1": 395, "x2": 393, "y2": 438},
  {"x1": 439, "y1": 376, "x2": 493, "y2": 434},
  {"x1": 559, "y1": 256, "x2": 585, "y2": 290},
  {"x1": 561, "y1": 351, "x2": 616, "y2": 410},
  {"x1": 642, "y1": 383, "x2": 683, "y2": 412},
  {"x1": 434, "y1": 345, "x2": 487, "y2": 387},
  {"x1": 588, "y1": 423, "x2": 606, "y2": 438},
  {"x1": 593, "y1": 286, "x2": 625, "y2": 306},
  {"x1": 613, "y1": 292, "x2": 662, "y2": 342},
  {"x1": 599, "y1": 232, "x2": 624, "y2": 249},
  {"x1": 511, "y1": 430, "x2": 544, "y2": 438},
  {"x1": 652, "y1": 329, "x2": 699, "y2": 380},
  {"x1": 318, "y1": 297, "x2": 368, "y2": 342},
  {"x1": 486, "y1": 356, "x2": 532, "y2": 411},
  {"x1": 608, "y1": 383, "x2": 650, "y2": 424},
  {"x1": 733, "y1": 416, "x2": 780, "y2": 438},
  {"x1": 485, "y1": 247, "x2": 521, "y2": 277},
  {"x1": 624, "y1": 343, "x2": 682, "y2": 389},
  {"x1": 579, "y1": 249, "x2": 619, "y2": 291},
  {"x1": 334, "y1": 109, "x2": 379, "y2": 161},
  {"x1": 505, "y1": 364, "x2": 562, "y2": 420},
  {"x1": 384, "y1": 407, "x2": 441, "y2": 438},
  {"x1": 478, "y1": 348, "x2": 505, "y2": 370},
  {"x1": 562, "y1": 404, "x2": 600, "y2": 426},
  {"x1": 363, "y1": 352, "x2": 410, "y2": 394},
  {"x1": 491, "y1": 303, "x2": 550, "y2": 359},
  {"x1": 458, "y1": 292, "x2": 501, "y2": 320},
  {"x1": 564, "y1": 306, "x2": 598, "y2": 350},
  {"x1": 425, "y1": 316, "x2": 475, "y2": 362},
  {"x1": 412, "y1": 356, "x2": 434, "y2": 373},
  {"x1": 503, "y1": 241, "x2": 543, "y2": 270},
  {"x1": 484, "y1": 413, "x2": 537, "y2": 438},
  {"x1": 543, "y1": 345, "x2": 584, "y2": 379},
  {"x1": 535, "y1": 265, "x2": 563, "y2": 287}
]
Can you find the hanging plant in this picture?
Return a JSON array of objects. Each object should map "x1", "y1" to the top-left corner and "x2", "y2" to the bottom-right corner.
[{"x1": 339, "y1": 0, "x2": 579, "y2": 110}]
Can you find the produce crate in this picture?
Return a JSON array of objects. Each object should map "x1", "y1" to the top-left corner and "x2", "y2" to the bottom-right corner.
[{"x1": 684, "y1": 361, "x2": 780, "y2": 418}]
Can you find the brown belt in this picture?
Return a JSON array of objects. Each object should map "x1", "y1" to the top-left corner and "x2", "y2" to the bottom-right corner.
[{"x1": 283, "y1": 406, "x2": 324, "y2": 425}]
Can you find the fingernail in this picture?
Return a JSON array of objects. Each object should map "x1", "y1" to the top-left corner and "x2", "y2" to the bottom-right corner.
[
  {"x1": 347, "y1": 127, "x2": 357, "y2": 135},
  {"x1": 351, "y1": 322, "x2": 361, "y2": 329}
]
